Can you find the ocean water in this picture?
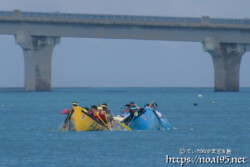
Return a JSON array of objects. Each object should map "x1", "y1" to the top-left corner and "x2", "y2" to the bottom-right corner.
[{"x1": 0, "y1": 87, "x2": 249, "y2": 167}]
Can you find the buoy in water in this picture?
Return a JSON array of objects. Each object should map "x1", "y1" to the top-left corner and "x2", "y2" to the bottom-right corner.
[
  {"x1": 193, "y1": 103, "x2": 198, "y2": 106},
  {"x1": 211, "y1": 101, "x2": 216, "y2": 104},
  {"x1": 198, "y1": 94, "x2": 203, "y2": 98}
]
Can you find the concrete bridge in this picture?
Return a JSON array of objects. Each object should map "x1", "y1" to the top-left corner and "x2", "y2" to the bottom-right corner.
[{"x1": 1, "y1": 10, "x2": 250, "y2": 91}]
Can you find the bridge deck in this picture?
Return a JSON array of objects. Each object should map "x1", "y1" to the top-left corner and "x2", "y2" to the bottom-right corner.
[
  {"x1": 0, "y1": 10, "x2": 250, "y2": 29},
  {"x1": 0, "y1": 10, "x2": 249, "y2": 92}
]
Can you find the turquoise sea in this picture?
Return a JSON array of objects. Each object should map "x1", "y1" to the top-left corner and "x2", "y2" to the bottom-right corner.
[{"x1": 0, "y1": 88, "x2": 249, "y2": 167}]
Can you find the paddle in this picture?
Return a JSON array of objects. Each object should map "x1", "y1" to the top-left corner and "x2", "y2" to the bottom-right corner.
[
  {"x1": 97, "y1": 114, "x2": 111, "y2": 131},
  {"x1": 121, "y1": 110, "x2": 138, "y2": 130},
  {"x1": 153, "y1": 107, "x2": 173, "y2": 130},
  {"x1": 61, "y1": 108, "x2": 74, "y2": 131},
  {"x1": 148, "y1": 101, "x2": 169, "y2": 130},
  {"x1": 129, "y1": 111, "x2": 138, "y2": 124},
  {"x1": 104, "y1": 113, "x2": 112, "y2": 130},
  {"x1": 113, "y1": 115, "x2": 131, "y2": 131},
  {"x1": 151, "y1": 109, "x2": 168, "y2": 130},
  {"x1": 161, "y1": 118, "x2": 173, "y2": 129},
  {"x1": 62, "y1": 123, "x2": 67, "y2": 131},
  {"x1": 119, "y1": 122, "x2": 131, "y2": 131}
]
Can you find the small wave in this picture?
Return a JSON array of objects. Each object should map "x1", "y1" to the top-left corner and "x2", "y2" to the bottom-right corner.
[{"x1": 172, "y1": 127, "x2": 195, "y2": 131}]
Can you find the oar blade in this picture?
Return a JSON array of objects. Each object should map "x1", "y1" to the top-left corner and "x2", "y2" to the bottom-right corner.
[{"x1": 120, "y1": 123, "x2": 131, "y2": 131}]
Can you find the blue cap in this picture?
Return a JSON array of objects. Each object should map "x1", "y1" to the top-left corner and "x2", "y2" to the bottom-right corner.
[{"x1": 130, "y1": 106, "x2": 138, "y2": 110}]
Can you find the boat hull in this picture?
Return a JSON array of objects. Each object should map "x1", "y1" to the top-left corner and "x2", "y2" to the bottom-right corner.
[
  {"x1": 69, "y1": 107, "x2": 107, "y2": 131},
  {"x1": 129, "y1": 108, "x2": 161, "y2": 130}
]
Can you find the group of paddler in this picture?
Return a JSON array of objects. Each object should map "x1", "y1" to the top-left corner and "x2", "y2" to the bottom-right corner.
[
  {"x1": 61, "y1": 101, "x2": 172, "y2": 131},
  {"x1": 62, "y1": 102, "x2": 115, "y2": 131}
]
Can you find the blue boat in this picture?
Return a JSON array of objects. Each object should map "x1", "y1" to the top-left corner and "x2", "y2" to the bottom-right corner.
[{"x1": 128, "y1": 107, "x2": 162, "y2": 130}]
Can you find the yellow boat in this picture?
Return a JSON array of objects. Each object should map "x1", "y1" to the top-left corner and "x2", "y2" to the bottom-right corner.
[{"x1": 69, "y1": 107, "x2": 108, "y2": 131}]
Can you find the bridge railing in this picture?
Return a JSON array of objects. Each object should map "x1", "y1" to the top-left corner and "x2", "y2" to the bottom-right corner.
[
  {"x1": 17, "y1": 11, "x2": 202, "y2": 24},
  {"x1": 0, "y1": 11, "x2": 201, "y2": 24},
  {"x1": 0, "y1": 11, "x2": 13, "y2": 17},
  {"x1": 210, "y1": 18, "x2": 250, "y2": 25},
  {"x1": 0, "y1": 10, "x2": 250, "y2": 26}
]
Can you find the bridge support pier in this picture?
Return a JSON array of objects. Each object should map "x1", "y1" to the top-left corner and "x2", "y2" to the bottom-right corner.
[
  {"x1": 204, "y1": 37, "x2": 245, "y2": 92},
  {"x1": 15, "y1": 31, "x2": 60, "y2": 91}
]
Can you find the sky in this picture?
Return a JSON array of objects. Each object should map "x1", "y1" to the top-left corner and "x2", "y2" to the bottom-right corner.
[{"x1": 1, "y1": 0, "x2": 250, "y2": 87}]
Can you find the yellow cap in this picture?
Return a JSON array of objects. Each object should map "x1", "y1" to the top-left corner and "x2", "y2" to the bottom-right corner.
[
  {"x1": 102, "y1": 104, "x2": 107, "y2": 108},
  {"x1": 72, "y1": 102, "x2": 78, "y2": 106},
  {"x1": 97, "y1": 106, "x2": 103, "y2": 110},
  {"x1": 82, "y1": 108, "x2": 88, "y2": 113}
]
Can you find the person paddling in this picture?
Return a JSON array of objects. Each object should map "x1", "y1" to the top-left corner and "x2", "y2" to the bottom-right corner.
[
  {"x1": 148, "y1": 101, "x2": 173, "y2": 129},
  {"x1": 97, "y1": 105, "x2": 108, "y2": 124},
  {"x1": 102, "y1": 103, "x2": 115, "y2": 127},
  {"x1": 91, "y1": 105, "x2": 105, "y2": 123},
  {"x1": 62, "y1": 102, "x2": 78, "y2": 130},
  {"x1": 121, "y1": 104, "x2": 130, "y2": 117},
  {"x1": 123, "y1": 102, "x2": 144, "y2": 125}
]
